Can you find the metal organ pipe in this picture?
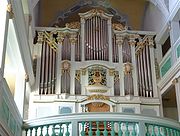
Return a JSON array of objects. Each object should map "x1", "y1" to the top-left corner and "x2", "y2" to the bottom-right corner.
[
  {"x1": 137, "y1": 53, "x2": 142, "y2": 96},
  {"x1": 146, "y1": 45, "x2": 153, "y2": 97},
  {"x1": 140, "y1": 49, "x2": 145, "y2": 96},
  {"x1": 143, "y1": 45, "x2": 149, "y2": 97},
  {"x1": 40, "y1": 41, "x2": 45, "y2": 95}
]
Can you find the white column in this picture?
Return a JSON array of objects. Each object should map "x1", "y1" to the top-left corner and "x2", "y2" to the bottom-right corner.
[
  {"x1": 116, "y1": 35, "x2": 124, "y2": 96},
  {"x1": 81, "y1": 18, "x2": 85, "y2": 61},
  {"x1": 70, "y1": 35, "x2": 77, "y2": 95},
  {"x1": 108, "y1": 19, "x2": 113, "y2": 62},
  {"x1": 173, "y1": 78, "x2": 180, "y2": 121},
  {"x1": 56, "y1": 33, "x2": 64, "y2": 94},
  {"x1": 70, "y1": 68, "x2": 75, "y2": 95},
  {"x1": 129, "y1": 36, "x2": 138, "y2": 96},
  {"x1": 0, "y1": 2, "x2": 9, "y2": 75},
  {"x1": 149, "y1": 37, "x2": 158, "y2": 97},
  {"x1": 70, "y1": 33, "x2": 77, "y2": 61}
]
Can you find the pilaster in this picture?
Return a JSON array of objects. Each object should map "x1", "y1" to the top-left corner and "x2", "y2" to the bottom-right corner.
[
  {"x1": 116, "y1": 35, "x2": 124, "y2": 96},
  {"x1": 149, "y1": 37, "x2": 158, "y2": 97},
  {"x1": 172, "y1": 77, "x2": 180, "y2": 121},
  {"x1": 129, "y1": 34, "x2": 139, "y2": 96}
]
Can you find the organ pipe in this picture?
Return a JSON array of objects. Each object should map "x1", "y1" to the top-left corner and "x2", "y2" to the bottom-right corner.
[{"x1": 84, "y1": 16, "x2": 108, "y2": 61}]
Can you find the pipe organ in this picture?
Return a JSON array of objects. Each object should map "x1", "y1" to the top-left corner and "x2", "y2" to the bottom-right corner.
[{"x1": 34, "y1": 9, "x2": 157, "y2": 99}]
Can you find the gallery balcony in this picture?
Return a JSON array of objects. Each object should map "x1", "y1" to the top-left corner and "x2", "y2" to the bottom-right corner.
[{"x1": 23, "y1": 113, "x2": 180, "y2": 136}]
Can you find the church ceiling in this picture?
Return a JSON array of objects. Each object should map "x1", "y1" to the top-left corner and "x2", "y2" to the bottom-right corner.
[{"x1": 38, "y1": 0, "x2": 147, "y2": 30}]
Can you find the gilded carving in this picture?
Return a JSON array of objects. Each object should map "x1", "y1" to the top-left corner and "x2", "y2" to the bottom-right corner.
[
  {"x1": 81, "y1": 68, "x2": 87, "y2": 75},
  {"x1": 112, "y1": 23, "x2": 125, "y2": 31},
  {"x1": 109, "y1": 68, "x2": 115, "y2": 76},
  {"x1": 172, "y1": 78, "x2": 178, "y2": 85},
  {"x1": 57, "y1": 32, "x2": 65, "y2": 45},
  {"x1": 116, "y1": 36, "x2": 124, "y2": 46},
  {"x1": 88, "y1": 66, "x2": 106, "y2": 86},
  {"x1": 114, "y1": 71, "x2": 119, "y2": 83},
  {"x1": 124, "y1": 62, "x2": 132, "y2": 75},
  {"x1": 88, "y1": 89, "x2": 107, "y2": 93},
  {"x1": 75, "y1": 70, "x2": 81, "y2": 82},
  {"x1": 7, "y1": 4, "x2": 14, "y2": 18},
  {"x1": 87, "y1": 94, "x2": 109, "y2": 101},
  {"x1": 62, "y1": 61, "x2": 71, "y2": 73},
  {"x1": 37, "y1": 32, "x2": 44, "y2": 44},
  {"x1": 25, "y1": 74, "x2": 29, "y2": 82},
  {"x1": 65, "y1": 22, "x2": 80, "y2": 29},
  {"x1": 70, "y1": 33, "x2": 77, "y2": 45}
]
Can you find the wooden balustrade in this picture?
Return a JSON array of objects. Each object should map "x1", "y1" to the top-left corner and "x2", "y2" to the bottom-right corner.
[{"x1": 23, "y1": 113, "x2": 180, "y2": 136}]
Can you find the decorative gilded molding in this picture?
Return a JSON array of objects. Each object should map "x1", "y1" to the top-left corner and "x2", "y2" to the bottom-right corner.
[
  {"x1": 65, "y1": 22, "x2": 80, "y2": 29},
  {"x1": 70, "y1": 33, "x2": 77, "y2": 45},
  {"x1": 75, "y1": 70, "x2": 81, "y2": 82},
  {"x1": 57, "y1": 32, "x2": 65, "y2": 45},
  {"x1": 147, "y1": 36, "x2": 154, "y2": 47},
  {"x1": 7, "y1": 4, "x2": 14, "y2": 19},
  {"x1": 88, "y1": 89, "x2": 107, "y2": 93},
  {"x1": 37, "y1": 32, "x2": 44, "y2": 44},
  {"x1": 81, "y1": 68, "x2": 87, "y2": 75},
  {"x1": 87, "y1": 94, "x2": 109, "y2": 101},
  {"x1": 116, "y1": 36, "x2": 124, "y2": 46},
  {"x1": 112, "y1": 23, "x2": 125, "y2": 31},
  {"x1": 25, "y1": 74, "x2": 29, "y2": 82},
  {"x1": 172, "y1": 78, "x2": 178, "y2": 85},
  {"x1": 109, "y1": 68, "x2": 115, "y2": 76},
  {"x1": 37, "y1": 31, "x2": 57, "y2": 51},
  {"x1": 114, "y1": 71, "x2": 119, "y2": 83}
]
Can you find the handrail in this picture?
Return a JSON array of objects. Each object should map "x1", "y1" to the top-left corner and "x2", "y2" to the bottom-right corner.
[
  {"x1": 23, "y1": 113, "x2": 180, "y2": 129},
  {"x1": 23, "y1": 113, "x2": 180, "y2": 136}
]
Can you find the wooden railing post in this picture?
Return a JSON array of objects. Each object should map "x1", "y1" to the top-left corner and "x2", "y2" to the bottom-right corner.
[
  {"x1": 139, "y1": 121, "x2": 146, "y2": 136},
  {"x1": 72, "y1": 120, "x2": 79, "y2": 136}
]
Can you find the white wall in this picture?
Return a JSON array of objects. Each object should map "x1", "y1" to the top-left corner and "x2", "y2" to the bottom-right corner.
[{"x1": 142, "y1": 2, "x2": 166, "y2": 32}]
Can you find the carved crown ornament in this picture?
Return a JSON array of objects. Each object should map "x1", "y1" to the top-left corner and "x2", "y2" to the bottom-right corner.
[{"x1": 79, "y1": 9, "x2": 113, "y2": 20}]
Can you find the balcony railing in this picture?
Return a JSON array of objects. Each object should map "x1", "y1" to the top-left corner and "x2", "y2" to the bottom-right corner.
[
  {"x1": 23, "y1": 113, "x2": 180, "y2": 136},
  {"x1": 0, "y1": 69, "x2": 22, "y2": 136},
  {"x1": 159, "y1": 49, "x2": 172, "y2": 77}
]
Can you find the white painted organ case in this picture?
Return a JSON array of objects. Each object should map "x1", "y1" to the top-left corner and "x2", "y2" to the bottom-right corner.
[{"x1": 31, "y1": 9, "x2": 160, "y2": 117}]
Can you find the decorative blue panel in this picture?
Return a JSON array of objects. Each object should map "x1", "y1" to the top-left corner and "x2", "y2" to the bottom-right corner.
[
  {"x1": 122, "y1": 108, "x2": 135, "y2": 113},
  {"x1": 160, "y1": 57, "x2": 171, "y2": 77},
  {"x1": 59, "y1": 107, "x2": 72, "y2": 114}
]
